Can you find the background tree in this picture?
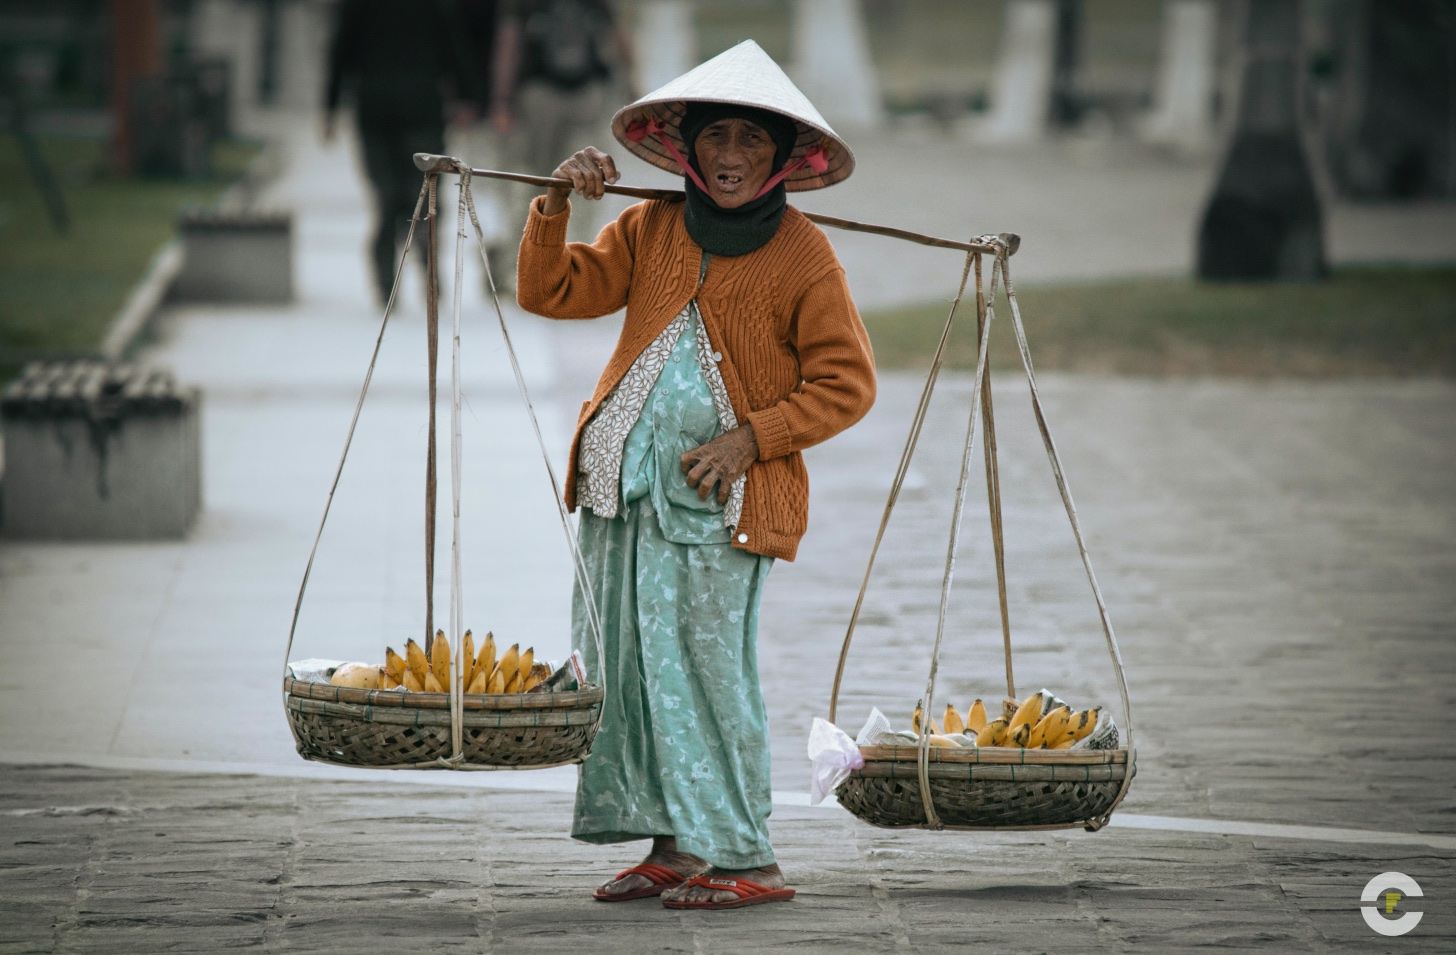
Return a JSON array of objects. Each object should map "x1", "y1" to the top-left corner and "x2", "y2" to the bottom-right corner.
[{"x1": 1197, "y1": 0, "x2": 1325, "y2": 281}]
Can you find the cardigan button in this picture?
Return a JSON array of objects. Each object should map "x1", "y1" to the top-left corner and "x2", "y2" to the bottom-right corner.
[
  {"x1": 712, "y1": 351, "x2": 723, "y2": 363},
  {"x1": 737, "y1": 533, "x2": 748, "y2": 544}
]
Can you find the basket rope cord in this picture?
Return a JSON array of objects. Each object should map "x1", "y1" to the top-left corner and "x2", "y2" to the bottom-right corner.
[
  {"x1": 452, "y1": 161, "x2": 608, "y2": 738},
  {"x1": 999, "y1": 248, "x2": 1135, "y2": 826},
  {"x1": 974, "y1": 253, "x2": 1016, "y2": 702},
  {"x1": 282, "y1": 177, "x2": 429, "y2": 692},
  {"x1": 425, "y1": 176, "x2": 439, "y2": 649},
  {"x1": 453, "y1": 164, "x2": 607, "y2": 662},
  {"x1": 827, "y1": 249, "x2": 976, "y2": 727},
  {"x1": 281, "y1": 163, "x2": 606, "y2": 771},
  {"x1": 915, "y1": 249, "x2": 1003, "y2": 829},
  {"x1": 447, "y1": 164, "x2": 465, "y2": 759},
  {"x1": 827, "y1": 239, "x2": 1136, "y2": 831}
]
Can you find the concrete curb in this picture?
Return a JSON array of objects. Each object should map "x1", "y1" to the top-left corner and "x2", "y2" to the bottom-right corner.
[
  {"x1": 99, "y1": 239, "x2": 184, "y2": 360},
  {"x1": 96, "y1": 140, "x2": 282, "y2": 362}
]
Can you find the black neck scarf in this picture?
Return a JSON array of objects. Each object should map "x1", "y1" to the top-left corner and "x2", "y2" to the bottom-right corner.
[{"x1": 679, "y1": 102, "x2": 799, "y2": 257}]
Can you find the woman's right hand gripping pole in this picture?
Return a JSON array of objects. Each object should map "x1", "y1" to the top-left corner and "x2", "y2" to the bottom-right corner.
[{"x1": 543, "y1": 147, "x2": 621, "y2": 216}]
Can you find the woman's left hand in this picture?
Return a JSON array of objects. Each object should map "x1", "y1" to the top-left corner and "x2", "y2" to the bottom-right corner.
[{"x1": 680, "y1": 424, "x2": 757, "y2": 504}]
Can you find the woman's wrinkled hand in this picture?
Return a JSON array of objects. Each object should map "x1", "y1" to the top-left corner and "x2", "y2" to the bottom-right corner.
[
  {"x1": 680, "y1": 424, "x2": 758, "y2": 504},
  {"x1": 543, "y1": 146, "x2": 620, "y2": 215}
]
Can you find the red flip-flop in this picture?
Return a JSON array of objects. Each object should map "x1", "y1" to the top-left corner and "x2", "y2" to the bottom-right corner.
[
  {"x1": 660, "y1": 874, "x2": 796, "y2": 910},
  {"x1": 591, "y1": 862, "x2": 690, "y2": 902}
]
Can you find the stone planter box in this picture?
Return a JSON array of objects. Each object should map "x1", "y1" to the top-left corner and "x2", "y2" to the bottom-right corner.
[
  {"x1": 172, "y1": 209, "x2": 293, "y2": 303},
  {"x1": 1, "y1": 362, "x2": 201, "y2": 539}
]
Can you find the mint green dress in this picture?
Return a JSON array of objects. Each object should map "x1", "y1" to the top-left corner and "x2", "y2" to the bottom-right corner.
[{"x1": 570, "y1": 305, "x2": 777, "y2": 870}]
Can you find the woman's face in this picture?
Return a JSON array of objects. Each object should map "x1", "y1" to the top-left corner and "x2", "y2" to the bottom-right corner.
[{"x1": 692, "y1": 118, "x2": 778, "y2": 209}]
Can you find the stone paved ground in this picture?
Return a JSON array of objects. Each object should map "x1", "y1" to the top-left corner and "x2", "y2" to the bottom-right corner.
[
  {"x1": 4, "y1": 371, "x2": 1453, "y2": 953},
  {"x1": 3, "y1": 765, "x2": 1453, "y2": 954},
  {"x1": 4, "y1": 113, "x2": 1456, "y2": 952}
]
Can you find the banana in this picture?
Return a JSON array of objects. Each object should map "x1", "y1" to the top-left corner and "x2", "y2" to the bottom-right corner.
[
  {"x1": 329, "y1": 662, "x2": 380, "y2": 689},
  {"x1": 942, "y1": 705, "x2": 965, "y2": 736},
  {"x1": 911, "y1": 704, "x2": 942, "y2": 737},
  {"x1": 404, "y1": 639, "x2": 429, "y2": 688},
  {"x1": 1028, "y1": 705, "x2": 1072, "y2": 749},
  {"x1": 383, "y1": 647, "x2": 407, "y2": 684},
  {"x1": 430, "y1": 630, "x2": 451, "y2": 691},
  {"x1": 965, "y1": 699, "x2": 987, "y2": 734},
  {"x1": 1008, "y1": 722, "x2": 1032, "y2": 748},
  {"x1": 925, "y1": 734, "x2": 959, "y2": 748},
  {"x1": 486, "y1": 666, "x2": 506, "y2": 694},
  {"x1": 1039, "y1": 706, "x2": 1076, "y2": 748},
  {"x1": 522, "y1": 662, "x2": 551, "y2": 692},
  {"x1": 504, "y1": 670, "x2": 524, "y2": 694},
  {"x1": 462, "y1": 630, "x2": 476, "y2": 689},
  {"x1": 379, "y1": 667, "x2": 400, "y2": 691},
  {"x1": 424, "y1": 670, "x2": 444, "y2": 693},
  {"x1": 466, "y1": 667, "x2": 487, "y2": 695},
  {"x1": 1067, "y1": 707, "x2": 1100, "y2": 744},
  {"x1": 1008, "y1": 692, "x2": 1045, "y2": 732},
  {"x1": 497, "y1": 644, "x2": 521, "y2": 689},
  {"x1": 518, "y1": 647, "x2": 534, "y2": 682},
  {"x1": 475, "y1": 631, "x2": 497, "y2": 683},
  {"x1": 975, "y1": 718, "x2": 1009, "y2": 747},
  {"x1": 402, "y1": 668, "x2": 424, "y2": 692},
  {"x1": 1050, "y1": 737, "x2": 1076, "y2": 749}
]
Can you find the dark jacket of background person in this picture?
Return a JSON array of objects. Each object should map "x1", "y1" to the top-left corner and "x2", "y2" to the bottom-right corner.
[
  {"x1": 512, "y1": 0, "x2": 616, "y2": 91},
  {"x1": 325, "y1": 0, "x2": 485, "y2": 300},
  {"x1": 325, "y1": 0, "x2": 482, "y2": 127}
]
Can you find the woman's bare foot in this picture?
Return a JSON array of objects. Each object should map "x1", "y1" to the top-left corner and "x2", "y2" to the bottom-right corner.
[
  {"x1": 660, "y1": 863, "x2": 785, "y2": 905},
  {"x1": 595, "y1": 836, "x2": 707, "y2": 899}
]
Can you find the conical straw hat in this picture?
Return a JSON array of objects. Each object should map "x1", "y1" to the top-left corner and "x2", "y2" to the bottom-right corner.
[{"x1": 612, "y1": 39, "x2": 854, "y2": 191}]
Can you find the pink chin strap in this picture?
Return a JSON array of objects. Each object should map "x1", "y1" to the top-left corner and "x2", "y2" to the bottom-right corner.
[{"x1": 625, "y1": 117, "x2": 830, "y2": 200}]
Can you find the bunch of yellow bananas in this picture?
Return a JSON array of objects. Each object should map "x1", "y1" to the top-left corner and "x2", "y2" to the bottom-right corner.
[
  {"x1": 329, "y1": 629, "x2": 551, "y2": 694},
  {"x1": 909, "y1": 692, "x2": 1101, "y2": 750}
]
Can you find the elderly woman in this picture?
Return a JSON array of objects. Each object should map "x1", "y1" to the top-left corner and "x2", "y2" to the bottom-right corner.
[{"x1": 515, "y1": 41, "x2": 874, "y2": 910}]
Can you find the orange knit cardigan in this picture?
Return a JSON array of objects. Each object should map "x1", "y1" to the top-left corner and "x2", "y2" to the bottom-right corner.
[{"x1": 516, "y1": 195, "x2": 876, "y2": 561}]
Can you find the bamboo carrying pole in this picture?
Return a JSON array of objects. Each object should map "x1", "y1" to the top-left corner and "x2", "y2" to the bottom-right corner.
[{"x1": 411, "y1": 154, "x2": 1020, "y2": 257}]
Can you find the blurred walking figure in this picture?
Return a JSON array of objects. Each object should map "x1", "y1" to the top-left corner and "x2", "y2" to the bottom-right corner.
[
  {"x1": 492, "y1": 0, "x2": 634, "y2": 279},
  {"x1": 325, "y1": 0, "x2": 482, "y2": 305}
]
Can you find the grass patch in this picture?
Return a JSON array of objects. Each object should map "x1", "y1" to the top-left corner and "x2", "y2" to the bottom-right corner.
[
  {"x1": 862, "y1": 267, "x2": 1456, "y2": 377},
  {"x1": 0, "y1": 135, "x2": 259, "y2": 378}
]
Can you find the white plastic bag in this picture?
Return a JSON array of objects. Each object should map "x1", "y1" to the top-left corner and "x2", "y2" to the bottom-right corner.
[{"x1": 807, "y1": 718, "x2": 865, "y2": 805}]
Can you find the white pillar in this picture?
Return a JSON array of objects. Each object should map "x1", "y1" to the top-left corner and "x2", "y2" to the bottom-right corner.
[
  {"x1": 189, "y1": 0, "x2": 261, "y2": 120},
  {"x1": 790, "y1": 0, "x2": 883, "y2": 127},
  {"x1": 634, "y1": 0, "x2": 695, "y2": 95},
  {"x1": 275, "y1": 0, "x2": 333, "y2": 111},
  {"x1": 981, "y1": 0, "x2": 1057, "y2": 143},
  {"x1": 1142, "y1": 0, "x2": 1219, "y2": 148}
]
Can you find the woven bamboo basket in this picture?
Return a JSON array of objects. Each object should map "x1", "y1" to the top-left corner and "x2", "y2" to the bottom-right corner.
[
  {"x1": 283, "y1": 677, "x2": 603, "y2": 769},
  {"x1": 281, "y1": 164, "x2": 608, "y2": 773},
  {"x1": 826, "y1": 239, "x2": 1136, "y2": 833},
  {"x1": 834, "y1": 744, "x2": 1134, "y2": 830}
]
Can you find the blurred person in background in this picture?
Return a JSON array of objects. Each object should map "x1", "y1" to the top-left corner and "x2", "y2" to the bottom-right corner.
[
  {"x1": 490, "y1": 0, "x2": 634, "y2": 283},
  {"x1": 325, "y1": 0, "x2": 484, "y2": 306}
]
